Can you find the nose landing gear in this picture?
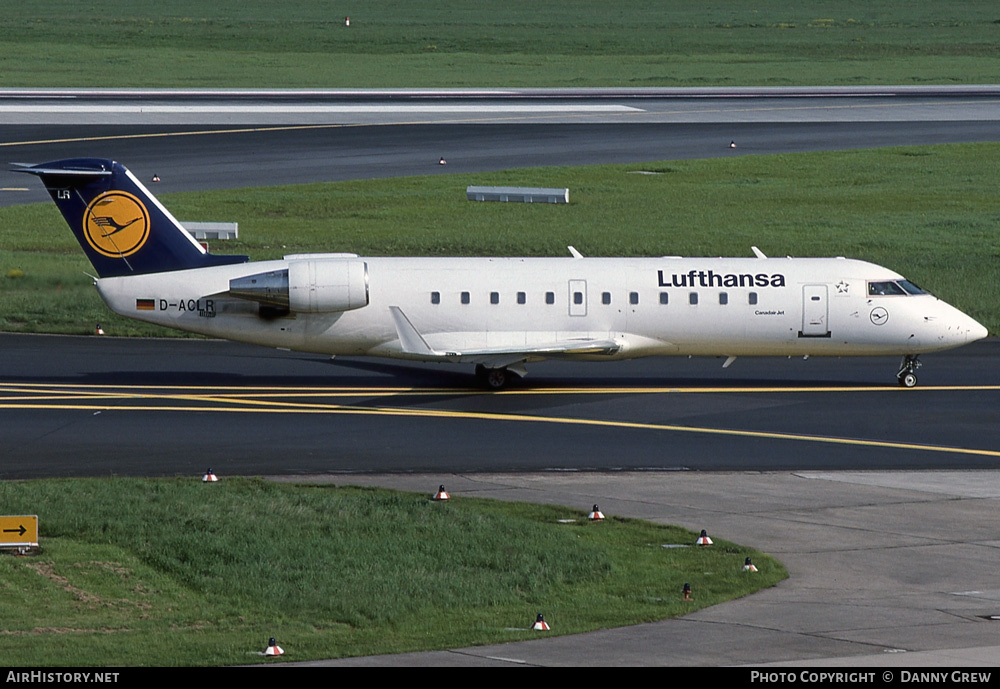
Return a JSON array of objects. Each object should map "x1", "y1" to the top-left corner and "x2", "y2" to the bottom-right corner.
[{"x1": 897, "y1": 355, "x2": 922, "y2": 388}]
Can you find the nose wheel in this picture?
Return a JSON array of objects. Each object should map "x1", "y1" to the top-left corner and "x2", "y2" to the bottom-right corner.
[{"x1": 896, "y1": 355, "x2": 921, "y2": 388}]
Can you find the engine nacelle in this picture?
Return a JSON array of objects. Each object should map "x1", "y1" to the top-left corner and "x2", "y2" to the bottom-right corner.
[
  {"x1": 229, "y1": 259, "x2": 369, "y2": 313},
  {"x1": 288, "y1": 259, "x2": 368, "y2": 313}
]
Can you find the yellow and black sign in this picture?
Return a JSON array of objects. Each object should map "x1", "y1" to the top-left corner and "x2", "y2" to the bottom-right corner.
[
  {"x1": 0, "y1": 515, "x2": 38, "y2": 547},
  {"x1": 83, "y1": 191, "x2": 150, "y2": 258}
]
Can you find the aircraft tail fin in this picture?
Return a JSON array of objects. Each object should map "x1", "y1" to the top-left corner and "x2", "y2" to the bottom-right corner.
[{"x1": 15, "y1": 158, "x2": 247, "y2": 278}]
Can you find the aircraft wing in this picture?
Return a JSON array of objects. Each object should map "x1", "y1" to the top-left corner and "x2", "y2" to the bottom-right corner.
[{"x1": 389, "y1": 306, "x2": 620, "y2": 366}]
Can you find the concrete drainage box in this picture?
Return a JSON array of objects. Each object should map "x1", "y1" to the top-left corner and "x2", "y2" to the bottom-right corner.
[{"x1": 466, "y1": 186, "x2": 569, "y2": 203}]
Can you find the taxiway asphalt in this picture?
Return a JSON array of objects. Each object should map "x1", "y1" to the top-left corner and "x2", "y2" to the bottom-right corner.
[{"x1": 2, "y1": 334, "x2": 998, "y2": 479}]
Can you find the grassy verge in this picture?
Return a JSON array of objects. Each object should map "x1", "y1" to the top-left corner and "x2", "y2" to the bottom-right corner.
[
  {"x1": 0, "y1": 478, "x2": 785, "y2": 666},
  {"x1": 0, "y1": 1, "x2": 998, "y2": 87},
  {"x1": 1, "y1": 143, "x2": 997, "y2": 335}
]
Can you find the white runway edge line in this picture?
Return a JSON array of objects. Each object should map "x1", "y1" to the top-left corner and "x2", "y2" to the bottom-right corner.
[{"x1": 0, "y1": 104, "x2": 643, "y2": 114}]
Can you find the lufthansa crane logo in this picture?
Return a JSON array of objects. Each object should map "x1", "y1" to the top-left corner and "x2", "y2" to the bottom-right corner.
[{"x1": 83, "y1": 191, "x2": 150, "y2": 258}]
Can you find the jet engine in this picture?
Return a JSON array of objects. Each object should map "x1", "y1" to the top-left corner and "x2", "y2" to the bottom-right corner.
[{"x1": 229, "y1": 259, "x2": 369, "y2": 314}]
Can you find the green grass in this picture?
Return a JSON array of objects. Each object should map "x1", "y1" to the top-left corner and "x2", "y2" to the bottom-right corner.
[
  {"x1": 2, "y1": 143, "x2": 997, "y2": 336},
  {"x1": 1, "y1": 1, "x2": 998, "y2": 87},
  {"x1": 0, "y1": 478, "x2": 785, "y2": 666}
]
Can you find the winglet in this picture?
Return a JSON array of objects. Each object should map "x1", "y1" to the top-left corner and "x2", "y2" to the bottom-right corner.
[
  {"x1": 388, "y1": 306, "x2": 437, "y2": 356},
  {"x1": 568, "y1": 246, "x2": 584, "y2": 259},
  {"x1": 751, "y1": 246, "x2": 767, "y2": 259}
]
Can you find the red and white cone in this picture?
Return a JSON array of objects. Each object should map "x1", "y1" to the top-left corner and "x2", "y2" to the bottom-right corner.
[
  {"x1": 532, "y1": 613, "x2": 550, "y2": 631},
  {"x1": 264, "y1": 637, "x2": 283, "y2": 656},
  {"x1": 588, "y1": 504, "x2": 604, "y2": 521},
  {"x1": 695, "y1": 529, "x2": 713, "y2": 546},
  {"x1": 202, "y1": 468, "x2": 218, "y2": 483},
  {"x1": 344, "y1": 16, "x2": 350, "y2": 27},
  {"x1": 432, "y1": 485, "x2": 450, "y2": 500},
  {"x1": 742, "y1": 557, "x2": 758, "y2": 572},
  {"x1": 95, "y1": 324, "x2": 105, "y2": 335}
]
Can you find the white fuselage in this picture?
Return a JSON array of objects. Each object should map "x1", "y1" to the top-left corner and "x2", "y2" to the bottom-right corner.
[{"x1": 95, "y1": 255, "x2": 987, "y2": 364}]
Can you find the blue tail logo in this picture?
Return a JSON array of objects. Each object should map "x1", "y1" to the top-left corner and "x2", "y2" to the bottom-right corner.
[{"x1": 15, "y1": 158, "x2": 247, "y2": 278}]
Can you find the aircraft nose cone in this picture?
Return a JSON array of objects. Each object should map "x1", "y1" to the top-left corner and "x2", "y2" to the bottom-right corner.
[
  {"x1": 969, "y1": 320, "x2": 989, "y2": 342},
  {"x1": 935, "y1": 306, "x2": 988, "y2": 347},
  {"x1": 953, "y1": 310, "x2": 989, "y2": 344}
]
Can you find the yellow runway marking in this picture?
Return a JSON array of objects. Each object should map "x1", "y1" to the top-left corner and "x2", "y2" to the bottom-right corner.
[
  {"x1": 2, "y1": 381, "x2": 998, "y2": 460},
  {"x1": 0, "y1": 123, "x2": 364, "y2": 148}
]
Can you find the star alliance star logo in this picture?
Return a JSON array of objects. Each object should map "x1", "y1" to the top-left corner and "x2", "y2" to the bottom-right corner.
[{"x1": 836, "y1": 280, "x2": 850, "y2": 294}]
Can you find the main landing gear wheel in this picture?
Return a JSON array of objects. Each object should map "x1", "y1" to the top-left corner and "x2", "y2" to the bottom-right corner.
[
  {"x1": 898, "y1": 371, "x2": 918, "y2": 388},
  {"x1": 896, "y1": 355, "x2": 921, "y2": 388},
  {"x1": 475, "y1": 365, "x2": 510, "y2": 390}
]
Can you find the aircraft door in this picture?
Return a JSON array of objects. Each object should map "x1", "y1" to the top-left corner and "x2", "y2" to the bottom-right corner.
[
  {"x1": 568, "y1": 280, "x2": 587, "y2": 317},
  {"x1": 800, "y1": 284, "x2": 830, "y2": 337}
]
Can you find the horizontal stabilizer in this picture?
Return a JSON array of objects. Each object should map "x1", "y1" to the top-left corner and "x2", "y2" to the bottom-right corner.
[{"x1": 12, "y1": 162, "x2": 113, "y2": 179}]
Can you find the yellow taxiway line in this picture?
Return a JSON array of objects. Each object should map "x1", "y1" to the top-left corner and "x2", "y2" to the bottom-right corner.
[
  {"x1": 1, "y1": 381, "x2": 998, "y2": 460},
  {"x1": 3, "y1": 382, "x2": 1000, "y2": 396}
]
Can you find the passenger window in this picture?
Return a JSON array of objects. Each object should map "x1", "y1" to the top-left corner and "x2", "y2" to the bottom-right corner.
[
  {"x1": 517, "y1": 292, "x2": 526, "y2": 304},
  {"x1": 461, "y1": 291, "x2": 470, "y2": 304},
  {"x1": 689, "y1": 292, "x2": 698, "y2": 305},
  {"x1": 545, "y1": 292, "x2": 555, "y2": 305},
  {"x1": 629, "y1": 292, "x2": 639, "y2": 305},
  {"x1": 659, "y1": 292, "x2": 669, "y2": 305},
  {"x1": 602, "y1": 292, "x2": 611, "y2": 305},
  {"x1": 490, "y1": 292, "x2": 499, "y2": 305},
  {"x1": 719, "y1": 292, "x2": 728, "y2": 305},
  {"x1": 749, "y1": 292, "x2": 758, "y2": 305},
  {"x1": 431, "y1": 291, "x2": 440, "y2": 304}
]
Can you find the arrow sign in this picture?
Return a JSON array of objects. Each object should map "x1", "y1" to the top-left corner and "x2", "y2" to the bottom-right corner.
[{"x1": 0, "y1": 515, "x2": 38, "y2": 546}]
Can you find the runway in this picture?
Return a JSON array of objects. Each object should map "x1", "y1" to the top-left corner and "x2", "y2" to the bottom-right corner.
[{"x1": 2, "y1": 87, "x2": 1000, "y2": 206}]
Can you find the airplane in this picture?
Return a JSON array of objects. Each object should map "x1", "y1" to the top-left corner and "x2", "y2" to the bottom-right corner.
[{"x1": 16, "y1": 157, "x2": 988, "y2": 389}]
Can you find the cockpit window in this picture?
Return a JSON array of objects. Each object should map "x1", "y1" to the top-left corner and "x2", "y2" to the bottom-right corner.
[
  {"x1": 868, "y1": 281, "x2": 907, "y2": 296},
  {"x1": 868, "y1": 280, "x2": 927, "y2": 296}
]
